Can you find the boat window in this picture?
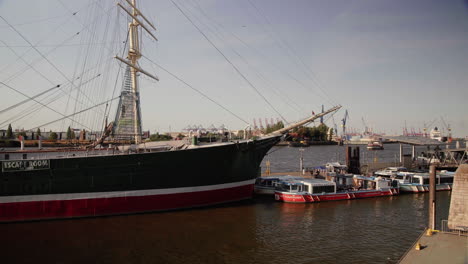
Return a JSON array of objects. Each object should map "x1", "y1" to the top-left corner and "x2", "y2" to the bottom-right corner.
[
  {"x1": 277, "y1": 183, "x2": 297, "y2": 192},
  {"x1": 303, "y1": 185, "x2": 309, "y2": 193},
  {"x1": 440, "y1": 177, "x2": 453, "y2": 184},
  {"x1": 423, "y1": 178, "x2": 429, "y2": 185},
  {"x1": 412, "y1": 178, "x2": 420, "y2": 184},
  {"x1": 312, "y1": 185, "x2": 335, "y2": 194},
  {"x1": 4, "y1": 154, "x2": 9, "y2": 160},
  {"x1": 395, "y1": 175, "x2": 404, "y2": 180}
]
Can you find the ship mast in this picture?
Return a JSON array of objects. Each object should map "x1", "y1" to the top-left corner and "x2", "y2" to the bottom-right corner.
[
  {"x1": 116, "y1": 0, "x2": 159, "y2": 144},
  {"x1": 129, "y1": 0, "x2": 141, "y2": 144}
]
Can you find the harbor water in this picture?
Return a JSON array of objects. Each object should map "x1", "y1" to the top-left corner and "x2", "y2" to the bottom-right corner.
[{"x1": 1, "y1": 144, "x2": 452, "y2": 264}]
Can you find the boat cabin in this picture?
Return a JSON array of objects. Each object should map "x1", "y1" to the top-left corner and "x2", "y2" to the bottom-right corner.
[
  {"x1": 353, "y1": 175, "x2": 398, "y2": 190},
  {"x1": 255, "y1": 175, "x2": 301, "y2": 194},
  {"x1": 326, "y1": 172, "x2": 354, "y2": 190},
  {"x1": 325, "y1": 162, "x2": 348, "y2": 173},
  {"x1": 410, "y1": 172, "x2": 454, "y2": 185},
  {"x1": 374, "y1": 167, "x2": 409, "y2": 177},
  {"x1": 276, "y1": 179, "x2": 336, "y2": 194}
]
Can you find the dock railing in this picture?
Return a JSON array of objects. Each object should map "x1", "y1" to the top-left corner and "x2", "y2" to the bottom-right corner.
[{"x1": 440, "y1": 220, "x2": 468, "y2": 236}]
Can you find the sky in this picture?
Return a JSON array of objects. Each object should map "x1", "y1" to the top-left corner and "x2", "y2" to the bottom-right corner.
[{"x1": 0, "y1": 0, "x2": 467, "y2": 137}]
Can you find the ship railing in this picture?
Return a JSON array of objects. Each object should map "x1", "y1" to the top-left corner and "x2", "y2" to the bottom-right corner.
[{"x1": 440, "y1": 220, "x2": 468, "y2": 236}]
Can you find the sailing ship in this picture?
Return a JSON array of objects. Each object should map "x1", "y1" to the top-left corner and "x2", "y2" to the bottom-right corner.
[{"x1": 0, "y1": 1, "x2": 340, "y2": 222}]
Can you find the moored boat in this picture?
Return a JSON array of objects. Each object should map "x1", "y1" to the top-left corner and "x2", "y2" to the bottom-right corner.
[
  {"x1": 396, "y1": 171, "x2": 454, "y2": 193},
  {"x1": 367, "y1": 140, "x2": 384, "y2": 150},
  {"x1": 274, "y1": 175, "x2": 399, "y2": 203},
  {"x1": 376, "y1": 169, "x2": 454, "y2": 193},
  {"x1": 254, "y1": 175, "x2": 303, "y2": 195},
  {"x1": 374, "y1": 167, "x2": 409, "y2": 177}
]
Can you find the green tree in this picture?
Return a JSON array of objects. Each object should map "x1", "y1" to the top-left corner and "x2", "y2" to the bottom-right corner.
[
  {"x1": 6, "y1": 124, "x2": 13, "y2": 139},
  {"x1": 49, "y1": 131, "x2": 58, "y2": 140},
  {"x1": 36, "y1": 128, "x2": 41, "y2": 139},
  {"x1": 66, "y1": 126, "x2": 75, "y2": 140},
  {"x1": 265, "y1": 121, "x2": 284, "y2": 134},
  {"x1": 149, "y1": 133, "x2": 172, "y2": 141}
]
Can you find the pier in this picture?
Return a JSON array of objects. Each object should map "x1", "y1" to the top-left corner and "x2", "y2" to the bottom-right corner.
[
  {"x1": 398, "y1": 231, "x2": 467, "y2": 264},
  {"x1": 398, "y1": 164, "x2": 468, "y2": 263}
]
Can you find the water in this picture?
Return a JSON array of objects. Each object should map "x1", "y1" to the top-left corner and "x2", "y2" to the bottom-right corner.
[
  {"x1": 0, "y1": 145, "x2": 451, "y2": 264},
  {"x1": 262, "y1": 143, "x2": 444, "y2": 173}
]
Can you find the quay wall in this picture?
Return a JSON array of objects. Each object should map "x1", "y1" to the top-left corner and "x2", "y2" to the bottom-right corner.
[{"x1": 448, "y1": 164, "x2": 468, "y2": 229}]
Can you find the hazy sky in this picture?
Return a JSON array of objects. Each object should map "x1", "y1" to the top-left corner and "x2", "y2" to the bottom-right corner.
[{"x1": 1, "y1": 0, "x2": 467, "y2": 137}]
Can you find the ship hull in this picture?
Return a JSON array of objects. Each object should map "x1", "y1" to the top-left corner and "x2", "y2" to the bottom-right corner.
[{"x1": 0, "y1": 136, "x2": 280, "y2": 222}]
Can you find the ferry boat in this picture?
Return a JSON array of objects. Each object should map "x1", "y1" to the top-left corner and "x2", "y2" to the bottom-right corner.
[
  {"x1": 393, "y1": 171, "x2": 454, "y2": 193},
  {"x1": 274, "y1": 175, "x2": 399, "y2": 203},
  {"x1": 0, "y1": 1, "x2": 341, "y2": 222},
  {"x1": 367, "y1": 140, "x2": 384, "y2": 150},
  {"x1": 254, "y1": 175, "x2": 303, "y2": 195}
]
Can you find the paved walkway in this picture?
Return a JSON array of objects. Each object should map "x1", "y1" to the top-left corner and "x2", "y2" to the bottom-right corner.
[{"x1": 399, "y1": 232, "x2": 468, "y2": 264}]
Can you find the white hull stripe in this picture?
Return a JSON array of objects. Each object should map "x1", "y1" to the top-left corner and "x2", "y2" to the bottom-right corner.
[{"x1": 0, "y1": 179, "x2": 255, "y2": 203}]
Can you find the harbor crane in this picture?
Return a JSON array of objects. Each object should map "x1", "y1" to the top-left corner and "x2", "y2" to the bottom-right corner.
[
  {"x1": 423, "y1": 118, "x2": 437, "y2": 137},
  {"x1": 341, "y1": 110, "x2": 349, "y2": 138},
  {"x1": 440, "y1": 116, "x2": 452, "y2": 142},
  {"x1": 362, "y1": 117, "x2": 370, "y2": 135},
  {"x1": 320, "y1": 105, "x2": 324, "y2": 124}
]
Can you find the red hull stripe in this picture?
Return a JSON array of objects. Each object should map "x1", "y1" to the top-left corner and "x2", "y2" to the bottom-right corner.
[{"x1": 0, "y1": 181, "x2": 254, "y2": 222}]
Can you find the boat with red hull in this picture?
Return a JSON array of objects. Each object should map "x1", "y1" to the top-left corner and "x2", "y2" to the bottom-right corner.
[{"x1": 274, "y1": 176, "x2": 399, "y2": 203}]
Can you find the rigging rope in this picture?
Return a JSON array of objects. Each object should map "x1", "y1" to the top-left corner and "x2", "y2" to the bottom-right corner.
[
  {"x1": 0, "y1": 84, "x2": 61, "y2": 115},
  {"x1": 246, "y1": 0, "x2": 338, "y2": 107},
  {"x1": 29, "y1": 96, "x2": 120, "y2": 131},
  {"x1": 142, "y1": 55, "x2": 250, "y2": 125},
  {"x1": 0, "y1": 16, "x2": 103, "y2": 116},
  {"x1": 186, "y1": 0, "x2": 304, "y2": 114},
  {"x1": 0, "y1": 82, "x2": 92, "y2": 130},
  {"x1": 170, "y1": 0, "x2": 288, "y2": 124}
]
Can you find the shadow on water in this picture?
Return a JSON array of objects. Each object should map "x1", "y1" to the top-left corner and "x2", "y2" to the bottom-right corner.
[{"x1": 0, "y1": 192, "x2": 451, "y2": 264}]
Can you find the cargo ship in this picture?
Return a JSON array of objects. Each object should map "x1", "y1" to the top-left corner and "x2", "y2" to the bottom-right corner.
[{"x1": 0, "y1": 1, "x2": 340, "y2": 222}]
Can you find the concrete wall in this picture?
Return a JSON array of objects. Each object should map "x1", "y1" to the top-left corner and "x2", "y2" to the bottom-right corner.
[{"x1": 448, "y1": 164, "x2": 468, "y2": 229}]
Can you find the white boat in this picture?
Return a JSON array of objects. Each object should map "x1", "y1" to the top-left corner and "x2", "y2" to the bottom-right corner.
[
  {"x1": 367, "y1": 140, "x2": 384, "y2": 150},
  {"x1": 325, "y1": 162, "x2": 348, "y2": 174},
  {"x1": 430, "y1": 127, "x2": 443, "y2": 141},
  {"x1": 254, "y1": 175, "x2": 303, "y2": 195},
  {"x1": 374, "y1": 167, "x2": 409, "y2": 177},
  {"x1": 389, "y1": 171, "x2": 454, "y2": 193}
]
